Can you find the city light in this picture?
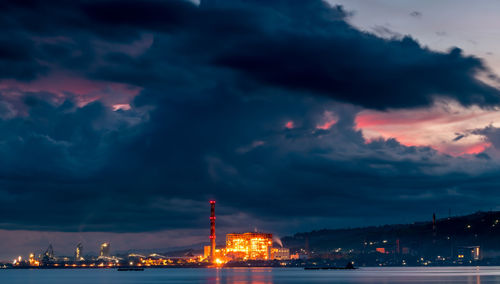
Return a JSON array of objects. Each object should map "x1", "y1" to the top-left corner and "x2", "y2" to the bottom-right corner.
[{"x1": 6, "y1": 201, "x2": 290, "y2": 269}]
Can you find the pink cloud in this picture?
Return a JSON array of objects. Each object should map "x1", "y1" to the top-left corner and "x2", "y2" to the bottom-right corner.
[
  {"x1": 355, "y1": 101, "x2": 498, "y2": 156},
  {"x1": 237, "y1": 140, "x2": 266, "y2": 154},
  {"x1": 461, "y1": 142, "x2": 492, "y2": 155},
  {"x1": 316, "y1": 111, "x2": 338, "y2": 130},
  {"x1": 0, "y1": 72, "x2": 142, "y2": 116},
  {"x1": 112, "y1": 104, "x2": 132, "y2": 111}
]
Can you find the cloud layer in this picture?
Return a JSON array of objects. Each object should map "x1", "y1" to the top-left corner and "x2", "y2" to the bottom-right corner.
[{"x1": 1, "y1": 0, "x2": 500, "y2": 258}]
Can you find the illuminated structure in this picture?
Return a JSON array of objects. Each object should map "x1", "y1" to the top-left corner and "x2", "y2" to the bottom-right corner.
[
  {"x1": 226, "y1": 232, "x2": 273, "y2": 260},
  {"x1": 457, "y1": 246, "x2": 481, "y2": 262},
  {"x1": 29, "y1": 253, "x2": 40, "y2": 266},
  {"x1": 42, "y1": 244, "x2": 55, "y2": 263},
  {"x1": 209, "y1": 200, "x2": 216, "y2": 261},
  {"x1": 204, "y1": 246, "x2": 211, "y2": 259},
  {"x1": 75, "y1": 243, "x2": 83, "y2": 261},
  {"x1": 100, "y1": 242, "x2": 110, "y2": 257},
  {"x1": 271, "y1": 247, "x2": 290, "y2": 260}
]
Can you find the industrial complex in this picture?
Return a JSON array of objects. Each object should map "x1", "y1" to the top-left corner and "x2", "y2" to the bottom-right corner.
[
  {"x1": 203, "y1": 201, "x2": 290, "y2": 264},
  {"x1": 4, "y1": 202, "x2": 495, "y2": 269},
  {"x1": 5, "y1": 200, "x2": 291, "y2": 268}
]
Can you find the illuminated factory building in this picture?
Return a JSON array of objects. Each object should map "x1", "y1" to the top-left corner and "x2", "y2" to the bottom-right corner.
[
  {"x1": 271, "y1": 247, "x2": 290, "y2": 260},
  {"x1": 99, "y1": 242, "x2": 110, "y2": 258},
  {"x1": 204, "y1": 246, "x2": 211, "y2": 259},
  {"x1": 75, "y1": 243, "x2": 84, "y2": 261},
  {"x1": 205, "y1": 201, "x2": 286, "y2": 262},
  {"x1": 9, "y1": 200, "x2": 288, "y2": 268},
  {"x1": 225, "y1": 232, "x2": 273, "y2": 260}
]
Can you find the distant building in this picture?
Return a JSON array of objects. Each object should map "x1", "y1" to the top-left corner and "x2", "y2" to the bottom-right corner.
[
  {"x1": 271, "y1": 247, "x2": 290, "y2": 260},
  {"x1": 298, "y1": 253, "x2": 308, "y2": 260},
  {"x1": 226, "y1": 232, "x2": 273, "y2": 260},
  {"x1": 456, "y1": 246, "x2": 481, "y2": 262},
  {"x1": 75, "y1": 243, "x2": 83, "y2": 261},
  {"x1": 100, "y1": 242, "x2": 110, "y2": 257},
  {"x1": 204, "y1": 245, "x2": 211, "y2": 259}
]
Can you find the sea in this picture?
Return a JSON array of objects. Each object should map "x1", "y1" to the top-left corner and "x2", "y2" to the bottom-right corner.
[{"x1": 0, "y1": 266, "x2": 498, "y2": 283}]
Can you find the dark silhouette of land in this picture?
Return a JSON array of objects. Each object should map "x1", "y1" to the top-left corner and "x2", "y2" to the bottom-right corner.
[{"x1": 283, "y1": 211, "x2": 500, "y2": 266}]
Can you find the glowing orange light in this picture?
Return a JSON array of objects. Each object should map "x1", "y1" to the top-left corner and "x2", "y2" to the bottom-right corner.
[
  {"x1": 214, "y1": 258, "x2": 224, "y2": 265},
  {"x1": 226, "y1": 233, "x2": 273, "y2": 260}
]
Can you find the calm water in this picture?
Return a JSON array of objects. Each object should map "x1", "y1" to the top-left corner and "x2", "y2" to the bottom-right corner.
[{"x1": 1, "y1": 267, "x2": 500, "y2": 284}]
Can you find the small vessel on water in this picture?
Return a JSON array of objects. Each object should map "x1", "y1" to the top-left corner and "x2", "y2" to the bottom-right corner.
[
  {"x1": 304, "y1": 262, "x2": 357, "y2": 270},
  {"x1": 117, "y1": 267, "x2": 144, "y2": 271}
]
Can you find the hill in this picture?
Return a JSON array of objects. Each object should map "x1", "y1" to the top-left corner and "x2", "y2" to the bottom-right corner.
[{"x1": 282, "y1": 211, "x2": 500, "y2": 265}]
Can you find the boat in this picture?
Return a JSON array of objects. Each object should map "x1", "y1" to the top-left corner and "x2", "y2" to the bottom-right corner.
[
  {"x1": 304, "y1": 262, "x2": 357, "y2": 270},
  {"x1": 304, "y1": 267, "x2": 357, "y2": 270},
  {"x1": 117, "y1": 267, "x2": 144, "y2": 271}
]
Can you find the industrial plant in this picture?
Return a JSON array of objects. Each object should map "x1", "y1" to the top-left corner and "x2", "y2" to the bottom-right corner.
[
  {"x1": 4, "y1": 200, "x2": 292, "y2": 269},
  {"x1": 4, "y1": 202, "x2": 498, "y2": 269},
  {"x1": 203, "y1": 201, "x2": 291, "y2": 264}
]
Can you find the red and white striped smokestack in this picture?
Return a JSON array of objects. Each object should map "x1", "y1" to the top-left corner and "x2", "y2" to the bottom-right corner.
[{"x1": 209, "y1": 200, "x2": 216, "y2": 261}]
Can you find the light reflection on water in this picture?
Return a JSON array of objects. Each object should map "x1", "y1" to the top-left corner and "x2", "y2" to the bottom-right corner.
[
  {"x1": 2, "y1": 267, "x2": 500, "y2": 284},
  {"x1": 214, "y1": 268, "x2": 274, "y2": 284}
]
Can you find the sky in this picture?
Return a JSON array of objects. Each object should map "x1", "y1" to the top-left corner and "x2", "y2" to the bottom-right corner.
[{"x1": 2, "y1": 0, "x2": 500, "y2": 260}]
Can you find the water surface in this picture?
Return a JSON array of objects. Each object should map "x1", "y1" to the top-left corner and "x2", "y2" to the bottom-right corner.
[{"x1": 1, "y1": 266, "x2": 499, "y2": 283}]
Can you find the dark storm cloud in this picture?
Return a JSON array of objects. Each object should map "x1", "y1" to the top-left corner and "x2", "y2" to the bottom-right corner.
[
  {"x1": 2, "y1": 0, "x2": 498, "y2": 108},
  {"x1": 0, "y1": 0, "x2": 500, "y2": 236},
  {"x1": 196, "y1": 1, "x2": 499, "y2": 110},
  {"x1": 81, "y1": 0, "x2": 195, "y2": 30},
  {"x1": 69, "y1": 0, "x2": 500, "y2": 109},
  {"x1": 0, "y1": 34, "x2": 47, "y2": 80}
]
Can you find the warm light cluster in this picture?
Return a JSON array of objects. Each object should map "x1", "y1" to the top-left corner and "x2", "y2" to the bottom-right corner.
[
  {"x1": 226, "y1": 233, "x2": 273, "y2": 260},
  {"x1": 137, "y1": 257, "x2": 198, "y2": 266},
  {"x1": 29, "y1": 253, "x2": 40, "y2": 266},
  {"x1": 11, "y1": 252, "x2": 202, "y2": 268}
]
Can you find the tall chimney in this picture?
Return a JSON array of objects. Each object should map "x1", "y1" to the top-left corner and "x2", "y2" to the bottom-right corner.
[
  {"x1": 432, "y1": 213, "x2": 436, "y2": 232},
  {"x1": 210, "y1": 200, "x2": 216, "y2": 261},
  {"x1": 432, "y1": 213, "x2": 437, "y2": 244}
]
